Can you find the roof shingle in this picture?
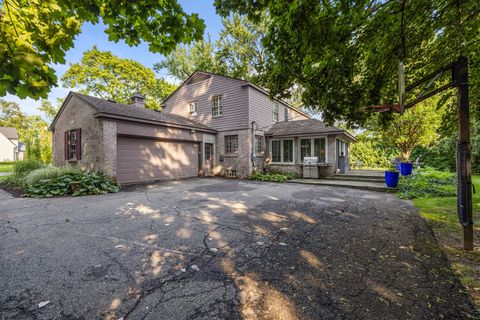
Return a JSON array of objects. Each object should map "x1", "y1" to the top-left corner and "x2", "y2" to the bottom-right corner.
[
  {"x1": 72, "y1": 92, "x2": 216, "y2": 132},
  {"x1": 0, "y1": 127, "x2": 19, "y2": 139},
  {"x1": 266, "y1": 119, "x2": 355, "y2": 141}
]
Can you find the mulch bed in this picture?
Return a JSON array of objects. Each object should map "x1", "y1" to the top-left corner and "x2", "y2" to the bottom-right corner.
[{"x1": 0, "y1": 185, "x2": 24, "y2": 198}]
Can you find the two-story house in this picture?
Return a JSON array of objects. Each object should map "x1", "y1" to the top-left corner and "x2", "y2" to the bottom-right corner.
[{"x1": 51, "y1": 71, "x2": 355, "y2": 184}]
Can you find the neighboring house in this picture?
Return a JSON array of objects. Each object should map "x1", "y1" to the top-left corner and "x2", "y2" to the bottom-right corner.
[
  {"x1": 50, "y1": 71, "x2": 355, "y2": 184},
  {"x1": 0, "y1": 127, "x2": 24, "y2": 161}
]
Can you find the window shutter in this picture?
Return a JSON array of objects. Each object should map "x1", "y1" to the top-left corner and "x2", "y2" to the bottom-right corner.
[
  {"x1": 64, "y1": 131, "x2": 69, "y2": 160},
  {"x1": 76, "y1": 129, "x2": 82, "y2": 160}
]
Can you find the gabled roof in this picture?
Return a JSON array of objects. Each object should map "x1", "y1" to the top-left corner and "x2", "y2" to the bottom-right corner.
[
  {"x1": 266, "y1": 119, "x2": 356, "y2": 142},
  {"x1": 161, "y1": 70, "x2": 311, "y2": 119},
  {"x1": 50, "y1": 92, "x2": 217, "y2": 133},
  {"x1": 0, "y1": 127, "x2": 19, "y2": 139}
]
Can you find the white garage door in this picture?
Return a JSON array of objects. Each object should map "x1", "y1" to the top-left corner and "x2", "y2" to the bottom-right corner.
[{"x1": 117, "y1": 137, "x2": 199, "y2": 184}]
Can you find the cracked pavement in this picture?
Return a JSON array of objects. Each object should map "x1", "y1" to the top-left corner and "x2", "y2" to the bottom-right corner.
[{"x1": 0, "y1": 178, "x2": 477, "y2": 319}]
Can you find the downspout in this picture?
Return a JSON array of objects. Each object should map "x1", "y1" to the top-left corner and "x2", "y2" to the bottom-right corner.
[{"x1": 251, "y1": 121, "x2": 256, "y2": 172}]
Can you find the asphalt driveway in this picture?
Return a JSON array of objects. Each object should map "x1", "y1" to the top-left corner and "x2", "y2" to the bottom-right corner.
[{"x1": 0, "y1": 178, "x2": 476, "y2": 319}]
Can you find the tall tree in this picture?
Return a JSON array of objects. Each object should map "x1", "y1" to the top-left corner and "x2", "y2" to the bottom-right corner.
[
  {"x1": 214, "y1": 0, "x2": 480, "y2": 126},
  {"x1": 155, "y1": 37, "x2": 224, "y2": 81},
  {"x1": 156, "y1": 14, "x2": 269, "y2": 85},
  {"x1": 373, "y1": 100, "x2": 442, "y2": 161},
  {"x1": 215, "y1": 14, "x2": 268, "y2": 84},
  {"x1": 0, "y1": 0, "x2": 204, "y2": 99},
  {"x1": 62, "y1": 46, "x2": 176, "y2": 110},
  {"x1": 39, "y1": 99, "x2": 62, "y2": 123}
]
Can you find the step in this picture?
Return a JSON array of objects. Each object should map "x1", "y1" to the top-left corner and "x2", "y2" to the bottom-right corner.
[
  {"x1": 330, "y1": 175, "x2": 385, "y2": 183},
  {"x1": 288, "y1": 178, "x2": 395, "y2": 193}
]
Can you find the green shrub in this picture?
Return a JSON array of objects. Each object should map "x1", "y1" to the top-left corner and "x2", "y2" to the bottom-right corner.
[
  {"x1": 24, "y1": 170, "x2": 120, "y2": 198},
  {"x1": 21, "y1": 166, "x2": 81, "y2": 187},
  {"x1": 13, "y1": 160, "x2": 45, "y2": 177},
  {"x1": 397, "y1": 169, "x2": 457, "y2": 199},
  {"x1": 249, "y1": 171, "x2": 291, "y2": 183}
]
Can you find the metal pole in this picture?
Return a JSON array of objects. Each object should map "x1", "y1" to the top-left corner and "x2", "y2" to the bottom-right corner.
[{"x1": 455, "y1": 56, "x2": 474, "y2": 251}]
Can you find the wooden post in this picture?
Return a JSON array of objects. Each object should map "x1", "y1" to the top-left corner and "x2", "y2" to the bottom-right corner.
[{"x1": 455, "y1": 56, "x2": 474, "y2": 251}]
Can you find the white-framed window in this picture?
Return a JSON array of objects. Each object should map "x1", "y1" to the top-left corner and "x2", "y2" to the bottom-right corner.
[
  {"x1": 225, "y1": 135, "x2": 238, "y2": 153},
  {"x1": 212, "y1": 96, "x2": 223, "y2": 117},
  {"x1": 189, "y1": 101, "x2": 197, "y2": 117},
  {"x1": 255, "y1": 135, "x2": 263, "y2": 154},
  {"x1": 300, "y1": 137, "x2": 327, "y2": 162},
  {"x1": 270, "y1": 139, "x2": 294, "y2": 163},
  {"x1": 284, "y1": 107, "x2": 289, "y2": 121},
  {"x1": 272, "y1": 102, "x2": 279, "y2": 122}
]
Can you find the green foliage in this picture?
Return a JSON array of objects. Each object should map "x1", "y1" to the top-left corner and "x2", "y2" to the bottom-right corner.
[
  {"x1": 411, "y1": 116, "x2": 480, "y2": 174},
  {"x1": 214, "y1": 0, "x2": 480, "y2": 127},
  {"x1": 249, "y1": 171, "x2": 295, "y2": 183},
  {"x1": 373, "y1": 100, "x2": 442, "y2": 161},
  {"x1": 12, "y1": 160, "x2": 45, "y2": 178},
  {"x1": 39, "y1": 99, "x2": 62, "y2": 123},
  {"x1": 62, "y1": 46, "x2": 176, "y2": 110},
  {"x1": 20, "y1": 166, "x2": 80, "y2": 187},
  {"x1": 156, "y1": 14, "x2": 268, "y2": 85},
  {"x1": 349, "y1": 132, "x2": 396, "y2": 168},
  {"x1": 22, "y1": 169, "x2": 120, "y2": 197},
  {"x1": 397, "y1": 170, "x2": 457, "y2": 199},
  {"x1": 0, "y1": 0, "x2": 204, "y2": 99}
]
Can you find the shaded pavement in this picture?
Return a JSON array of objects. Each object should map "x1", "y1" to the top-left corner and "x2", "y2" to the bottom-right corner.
[{"x1": 0, "y1": 178, "x2": 476, "y2": 319}]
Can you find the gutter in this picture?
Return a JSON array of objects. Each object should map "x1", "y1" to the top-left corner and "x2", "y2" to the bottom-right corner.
[{"x1": 265, "y1": 130, "x2": 357, "y2": 142}]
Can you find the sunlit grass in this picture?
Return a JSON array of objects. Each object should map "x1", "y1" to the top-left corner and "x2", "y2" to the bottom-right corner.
[
  {"x1": 413, "y1": 175, "x2": 480, "y2": 307},
  {"x1": 0, "y1": 163, "x2": 13, "y2": 173}
]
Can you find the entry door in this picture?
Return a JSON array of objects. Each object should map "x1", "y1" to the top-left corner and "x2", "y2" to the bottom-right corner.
[{"x1": 204, "y1": 143, "x2": 214, "y2": 176}]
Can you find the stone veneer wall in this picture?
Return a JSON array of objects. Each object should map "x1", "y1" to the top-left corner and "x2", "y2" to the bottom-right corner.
[
  {"x1": 216, "y1": 129, "x2": 251, "y2": 178},
  {"x1": 101, "y1": 120, "x2": 117, "y2": 179},
  {"x1": 52, "y1": 95, "x2": 103, "y2": 171}
]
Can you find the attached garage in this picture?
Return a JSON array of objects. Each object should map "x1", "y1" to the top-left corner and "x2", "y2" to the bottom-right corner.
[{"x1": 117, "y1": 137, "x2": 200, "y2": 184}]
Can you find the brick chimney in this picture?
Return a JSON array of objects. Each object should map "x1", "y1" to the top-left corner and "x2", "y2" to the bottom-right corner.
[{"x1": 130, "y1": 93, "x2": 145, "y2": 108}]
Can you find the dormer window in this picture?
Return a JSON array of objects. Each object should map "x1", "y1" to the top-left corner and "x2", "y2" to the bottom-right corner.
[
  {"x1": 284, "y1": 107, "x2": 289, "y2": 121},
  {"x1": 272, "y1": 102, "x2": 279, "y2": 122},
  {"x1": 189, "y1": 101, "x2": 198, "y2": 117}
]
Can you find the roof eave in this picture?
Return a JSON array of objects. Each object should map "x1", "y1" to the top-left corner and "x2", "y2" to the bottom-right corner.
[
  {"x1": 94, "y1": 112, "x2": 218, "y2": 134},
  {"x1": 266, "y1": 130, "x2": 356, "y2": 141}
]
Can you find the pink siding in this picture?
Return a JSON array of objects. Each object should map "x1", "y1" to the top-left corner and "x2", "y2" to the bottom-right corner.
[{"x1": 163, "y1": 74, "x2": 249, "y2": 131}]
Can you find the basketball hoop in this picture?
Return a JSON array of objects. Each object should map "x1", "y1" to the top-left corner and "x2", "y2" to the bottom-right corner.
[
  {"x1": 398, "y1": 62, "x2": 405, "y2": 115},
  {"x1": 363, "y1": 103, "x2": 401, "y2": 113}
]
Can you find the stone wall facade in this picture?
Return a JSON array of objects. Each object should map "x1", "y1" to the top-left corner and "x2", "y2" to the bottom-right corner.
[
  {"x1": 216, "y1": 129, "x2": 251, "y2": 178},
  {"x1": 52, "y1": 95, "x2": 103, "y2": 171},
  {"x1": 101, "y1": 120, "x2": 117, "y2": 178}
]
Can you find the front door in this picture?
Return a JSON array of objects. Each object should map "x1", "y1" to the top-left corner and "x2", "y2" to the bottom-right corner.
[{"x1": 204, "y1": 143, "x2": 214, "y2": 176}]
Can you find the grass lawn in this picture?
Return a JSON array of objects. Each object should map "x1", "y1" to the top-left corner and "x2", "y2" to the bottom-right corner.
[
  {"x1": 414, "y1": 175, "x2": 480, "y2": 307},
  {"x1": 0, "y1": 162, "x2": 14, "y2": 173}
]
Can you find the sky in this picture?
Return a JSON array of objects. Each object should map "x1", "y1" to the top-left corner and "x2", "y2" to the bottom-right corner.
[{"x1": 5, "y1": 0, "x2": 224, "y2": 116}]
